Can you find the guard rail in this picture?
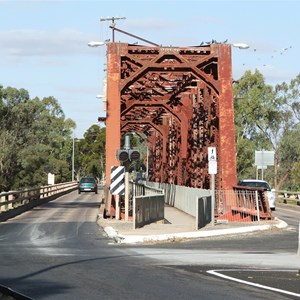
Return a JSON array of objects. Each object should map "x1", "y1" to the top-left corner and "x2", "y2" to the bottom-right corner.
[
  {"x1": 0, "y1": 182, "x2": 78, "y2": 221},
  {"x1": 276, "y1": 190, "x2": 300, "y2": 206}
]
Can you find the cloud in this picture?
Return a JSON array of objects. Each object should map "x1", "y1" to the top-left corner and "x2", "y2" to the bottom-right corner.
[{"x1": 0, "y1": 28, "x2": 95, "y2": 57}]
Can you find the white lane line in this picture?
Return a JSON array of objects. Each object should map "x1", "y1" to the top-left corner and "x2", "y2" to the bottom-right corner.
[{"x1": 207, "y1": 269, "x2": 300, "y2": 298}]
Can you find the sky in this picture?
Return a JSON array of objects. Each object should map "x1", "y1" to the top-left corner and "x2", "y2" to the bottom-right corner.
[{"x1": 0, "y1": 0, "x2": 299, "y2": 138}]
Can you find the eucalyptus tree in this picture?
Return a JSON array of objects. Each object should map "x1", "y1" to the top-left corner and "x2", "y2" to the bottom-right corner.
[
  {"x1": 274, "y1": 74, "x2": 300, "y2": 190},
  {"x1": 233, "y1": 69, "x2": 277, "y2": 180},
  {"x1": 76, "y1": 125, "x2": 106, "y2": 180},
  {"x1": 0, "y1": 86, "x2": 75, "y2": 191},
  {"x1": 234, "y1": 70, "x2": 300, "y2": 190},
  {"x1": 0, "y1": 86, "x2": 31, "y2": 190}
]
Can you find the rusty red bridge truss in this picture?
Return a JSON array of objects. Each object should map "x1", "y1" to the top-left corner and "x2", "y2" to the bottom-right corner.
[{"x1": 105, "y1": 42, "x2": 237, "y2": 191}]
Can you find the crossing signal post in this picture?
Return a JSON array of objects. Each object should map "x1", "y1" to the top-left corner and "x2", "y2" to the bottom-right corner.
[
  {"x1": 117, "y1": 149, "x2": 140, "y2": 162},
  {"x1": 115, "y1": 148, "x2": 140, "y2": 220}
]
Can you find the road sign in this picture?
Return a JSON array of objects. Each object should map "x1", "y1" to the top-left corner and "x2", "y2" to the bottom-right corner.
[
  {"x1": 208, "y1": 160, "x2": 217, "y2": 175},
  {"x1": 255, "y1": 150, "x2": 274, "y2": 166},
  {"x1": 208, "y1": 147, "x2": 217, "y2": 161}
]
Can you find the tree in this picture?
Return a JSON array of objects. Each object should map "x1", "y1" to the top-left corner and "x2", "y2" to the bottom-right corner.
[
  {"x1": 234, "y1": 70, "x2": 300, "y2": 190},
  {"x1": 0, "y1": 86, "x2": 76, "y2": 191},
  {"x1": 76, "y1": 125, "x2": 106, "y2": 180},
  {"x1": 274, "y1": 74, "x2": 300, "y2": 190},
  {"x1": 233, "y1": 69, "x2": 276, "y2": 180}
]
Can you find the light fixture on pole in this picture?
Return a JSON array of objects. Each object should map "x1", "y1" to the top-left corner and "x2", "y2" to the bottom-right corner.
[
  {"x1": 88, "y1": 41, "x2": 106, "y2": 47},
  {"x1": 232, "y1": 43, "x2": 250, "y2": 49}
]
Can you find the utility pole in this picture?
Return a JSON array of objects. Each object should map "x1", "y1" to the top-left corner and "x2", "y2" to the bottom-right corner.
[
  {"x1": 100, "y1": 16, "x2": 126, "y2": 42},
  {"x1": 72, "y1": 137, "x2": 75, "y2": 181}
]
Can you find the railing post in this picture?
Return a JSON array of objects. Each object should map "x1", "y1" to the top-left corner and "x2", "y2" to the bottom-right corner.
[
  {"x1": 8, "y1": 194, "x2": 14, "y2": 210},
  {"x1": 0, "y1": 195, "x2": 5, "y2": 212},
  {"x1": 255, "y1": 190, "x2": 260, "y2": 221}
]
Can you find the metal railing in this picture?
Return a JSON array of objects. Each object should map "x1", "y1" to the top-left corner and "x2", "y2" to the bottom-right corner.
[
  {"x1": 276, "y1": 190, "x2": 300, "y2": 206},
  {"x1": 216, "y1": 187, "x2": 273, "y2": 222},
  {"x1": 145, "y1": 181, "x2": 211, "y2": 216},
  {"x1": 129, "y1": 181, "x2": 163, "y2": 197},
  {"x1": 127, "y1": 181, "x2": 163, "y2": 217},
  {"x1": 0, "y1": 182, "x2": 78, "y2": 218}
]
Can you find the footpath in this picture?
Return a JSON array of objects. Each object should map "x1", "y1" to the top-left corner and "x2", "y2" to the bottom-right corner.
[{"x1": 97, "y1": 201, "x2": 288, "y2": 244}]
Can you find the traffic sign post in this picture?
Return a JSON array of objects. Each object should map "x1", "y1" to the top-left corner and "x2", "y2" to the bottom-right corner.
[
  {"x1": 208, "y1": 160, "x2": 217, "y2": 175},
  {"x1": 255, "y1": 150, "x2": 274, "y2": 180},
  {"x1": 208, "y1": 147, "x2": 217, "y2": 226},
  {"x1": 208, "y1": 147, "x2": 217, "y2": 161}
]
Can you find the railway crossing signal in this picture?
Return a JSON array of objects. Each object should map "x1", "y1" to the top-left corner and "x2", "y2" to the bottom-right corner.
[{"x1": 117, "y1": 149, "x2": 140, "y2": 162}]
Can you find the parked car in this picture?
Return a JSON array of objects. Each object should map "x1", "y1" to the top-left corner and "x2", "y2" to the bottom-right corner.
[
  {"x1": 237, "y1": 179, "x2": 276, "y2": 210},
  {"x1": 78, "y1": 176, "x2": 98, "y2": 194}
]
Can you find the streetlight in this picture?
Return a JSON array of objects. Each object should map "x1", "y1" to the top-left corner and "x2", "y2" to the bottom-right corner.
[
  {"x1": 232, "y1": 43, "x2": 250, "y2": 49},
  {"x1": 88, "y1": 41, "x2": 106, "y2": 47}
]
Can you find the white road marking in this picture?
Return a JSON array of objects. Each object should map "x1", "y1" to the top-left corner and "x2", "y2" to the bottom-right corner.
[{"x1": 207, "y1": 269, "x2": 300, "y2": 298}]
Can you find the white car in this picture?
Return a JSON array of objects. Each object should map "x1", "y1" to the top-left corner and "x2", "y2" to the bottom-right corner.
[{"x1": 237, "y1": 179, "x2": 276, "y2": 211}]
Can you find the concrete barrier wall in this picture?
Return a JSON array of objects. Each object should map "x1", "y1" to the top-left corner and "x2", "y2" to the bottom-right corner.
[
  {"x1": 146, "y1": 182, "x2": 211, "y2": 217},
  {"x1": 134, "y1": 194, "x2": 165, "y2": 229}
]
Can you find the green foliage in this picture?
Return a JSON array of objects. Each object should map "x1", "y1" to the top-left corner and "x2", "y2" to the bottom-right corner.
[
  {"x1": 277, "y1": 124, "x2": 300, "y2": 190},
  {"x1": 234, "y1": 70, "x2": 274, "y2": 180},
  {"x1": 75, "y1": 125, "x2": 106, "y2": 180},
  {"x1": 0, "y1": 86, "x2": 75, "y2": 191},
  {"x1": 234, "y1": 70, "x2": 300, "y2": 190}
]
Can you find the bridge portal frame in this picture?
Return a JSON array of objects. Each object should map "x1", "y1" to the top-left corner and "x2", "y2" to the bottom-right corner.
[{"x1": 105, "y1": 42, "x2": 237, "y2": 191}]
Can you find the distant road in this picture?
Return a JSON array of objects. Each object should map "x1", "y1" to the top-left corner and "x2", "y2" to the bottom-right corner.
[
  {"x1": 273, "y1": 203, "x2": 300, "y2": 231},
  {"x1": 0, "y1": 190, "x2": 299, "y2": 299}
]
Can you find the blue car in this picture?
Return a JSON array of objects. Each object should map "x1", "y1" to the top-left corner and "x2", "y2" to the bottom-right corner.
[{"x1": 78, "y1": 176, "x2": 98, "y2": 194}]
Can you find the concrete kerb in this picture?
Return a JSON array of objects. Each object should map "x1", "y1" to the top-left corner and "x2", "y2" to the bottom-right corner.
[
  {"x1": 97, "y1": 213, "x2": 288, "y2": 245},
  {"x1": 96, "y1": 188, "x2": 288, "y2": 244},
  {"x1": 120, "y1": 220, "x2": 288, "y2": 244}
]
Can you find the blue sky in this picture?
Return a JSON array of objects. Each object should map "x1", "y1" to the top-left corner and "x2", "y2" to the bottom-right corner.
[{"x1": 0, "y1": 0, "x2": 299, "y2": 138}]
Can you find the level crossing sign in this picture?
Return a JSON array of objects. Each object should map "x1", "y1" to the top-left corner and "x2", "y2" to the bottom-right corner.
[{"x1": 110, "y1": 166, "x2": 125, "y2": 195}]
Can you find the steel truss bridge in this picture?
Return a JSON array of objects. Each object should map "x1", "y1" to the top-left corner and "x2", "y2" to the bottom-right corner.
[{"x1": 105, "y1": 42, "x2": 237, "y2": 191}]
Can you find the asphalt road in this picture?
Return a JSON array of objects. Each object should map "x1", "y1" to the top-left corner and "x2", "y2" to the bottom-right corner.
[{"x1": 0, "y1": 189, "x2": 299, "y2": 299}]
